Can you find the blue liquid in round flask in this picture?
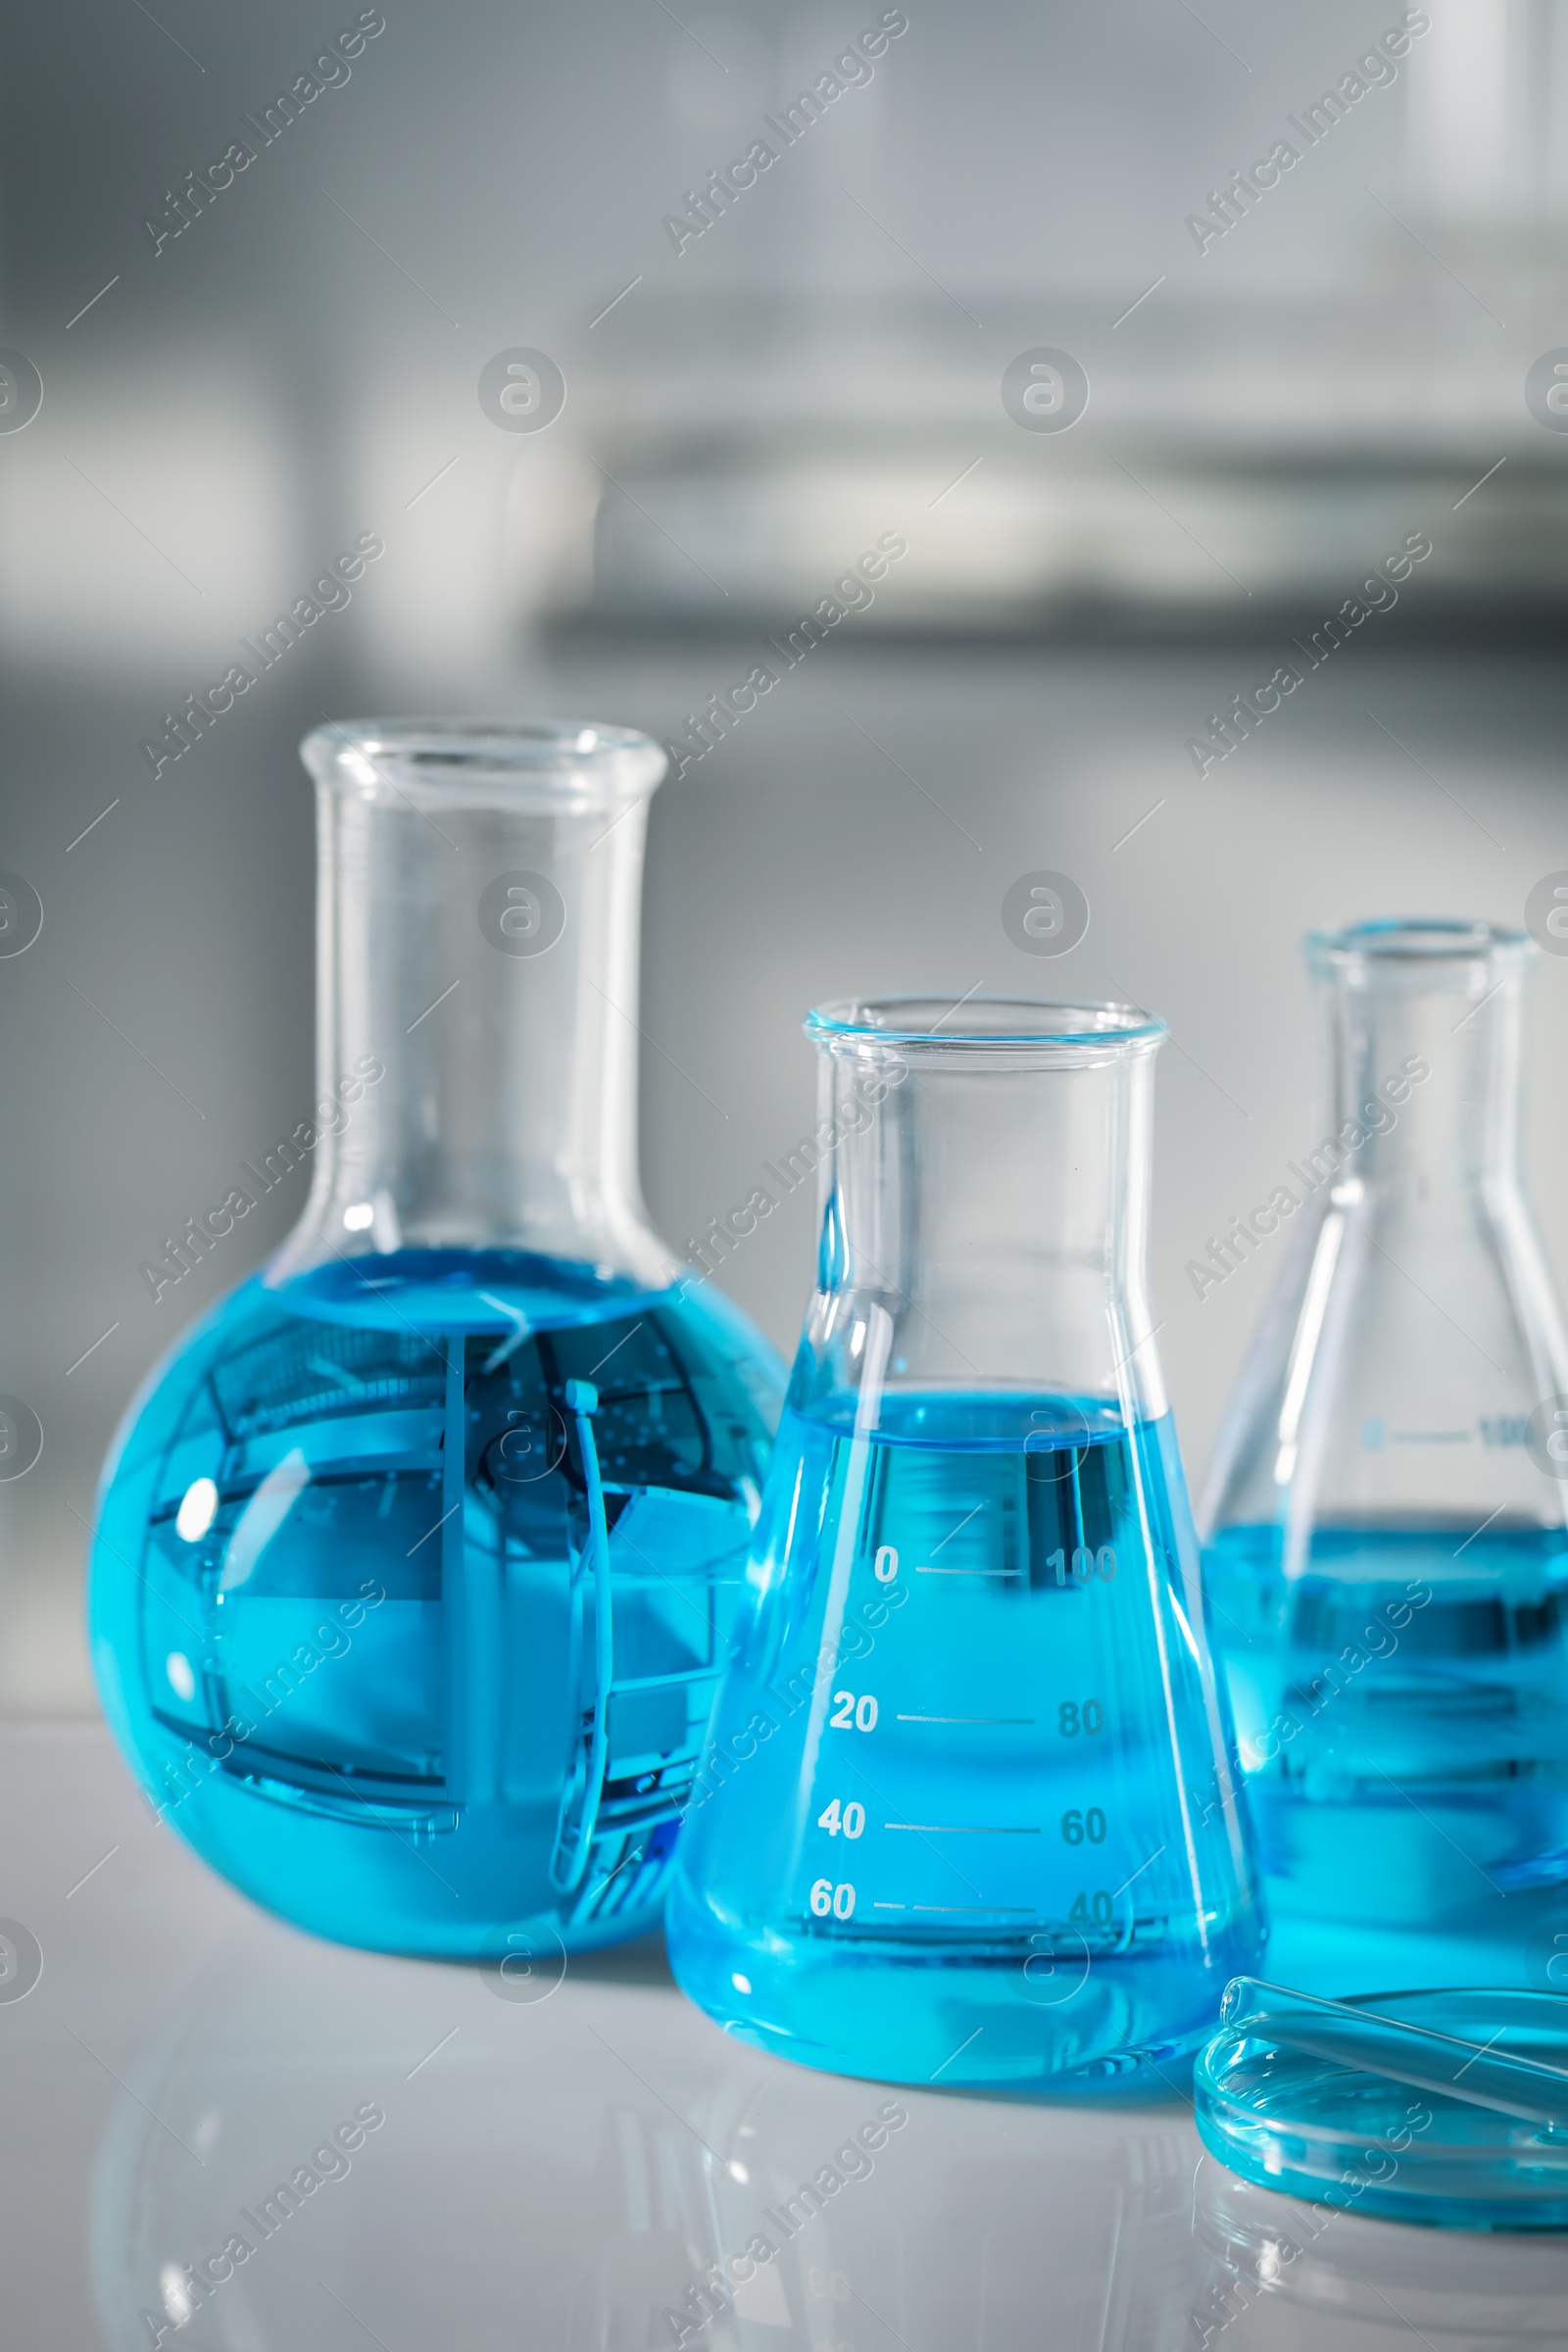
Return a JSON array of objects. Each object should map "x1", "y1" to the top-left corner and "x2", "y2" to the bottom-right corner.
[
  {"x1": 667, "y1": 996, "x2": 1264, "y2": 2086},
  {"x1": 89, "y1": 720, "x2": 784, "y2": 1958}
]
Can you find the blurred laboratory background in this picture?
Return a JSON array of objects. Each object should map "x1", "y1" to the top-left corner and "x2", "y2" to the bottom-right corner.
[{"x1": 2, "y1": 0, "x2": 1566, "y2": 1710}]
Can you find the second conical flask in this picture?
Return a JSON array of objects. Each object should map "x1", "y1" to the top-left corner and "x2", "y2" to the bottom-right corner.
[
  {"x1": 1201, "y1": 919, "x2": 1568, "y2": 1923},
  {"x1": 668, "y1": 996, "x2": 1264, "y2": 2087}
]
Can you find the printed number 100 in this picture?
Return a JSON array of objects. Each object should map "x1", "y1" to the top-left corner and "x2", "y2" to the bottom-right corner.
[{"x1": 1048, "y1": 1546, "x2": 1116, "y2": 1586}]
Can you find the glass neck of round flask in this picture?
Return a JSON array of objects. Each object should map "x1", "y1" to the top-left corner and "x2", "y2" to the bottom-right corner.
[
  {"x1": 793, "y1": 994, "x2": 1171, "y2": 1426},
  {"x1": 273, "y1": 717, "x2": 673, "y2": 1292}
]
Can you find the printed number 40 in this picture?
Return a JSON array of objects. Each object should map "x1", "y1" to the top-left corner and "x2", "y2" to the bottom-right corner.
[
  {"x1": 829, "y1": 1691, "x2": 878, "y2": 1731},
  {"x1": 818, "y1": 1798, "x2": 865, "y2": 1838}
]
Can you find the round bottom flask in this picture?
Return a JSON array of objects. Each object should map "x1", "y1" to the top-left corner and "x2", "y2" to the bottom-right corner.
[{"x1": 90, "y1": 722, "x2": 783, "y2": 1957}]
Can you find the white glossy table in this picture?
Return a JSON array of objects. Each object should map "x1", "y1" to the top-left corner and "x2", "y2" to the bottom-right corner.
[{"x1": 4, "y1": 1724, "x2": 1566, "y2": 2350}]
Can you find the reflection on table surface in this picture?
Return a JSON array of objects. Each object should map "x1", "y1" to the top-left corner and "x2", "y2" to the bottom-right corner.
[{"x1": 8, "y1": 1737, "x2": 1568, "y2": 2350}]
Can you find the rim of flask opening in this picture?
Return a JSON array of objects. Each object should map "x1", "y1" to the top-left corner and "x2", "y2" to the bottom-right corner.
[
  {"x1": 1304, "y1": 917, "x2": 1534, "y2": 973},
  {"x1": 806, "y1": 994, "x2": 1166, "y2": 1060},
  {"x1": 300, "y1": 718, "x2": 668, "y2": 808}
]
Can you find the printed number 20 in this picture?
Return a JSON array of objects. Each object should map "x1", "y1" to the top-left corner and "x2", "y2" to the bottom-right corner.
[{"x1": 830, "y1": 1691, "x2": 878, "y2": 1732}]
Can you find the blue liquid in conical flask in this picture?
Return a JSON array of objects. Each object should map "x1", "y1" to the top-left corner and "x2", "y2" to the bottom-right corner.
[
  {"x1": 1205, "y1": 1521, "x2": 1568, "y2": 1917},
  {"x1": 90, "y1": 1249, "x2": 782, "y2": 1957},
  {"x1": 666, "y1": 1395, "x2": 1262, "y2": 2086}
]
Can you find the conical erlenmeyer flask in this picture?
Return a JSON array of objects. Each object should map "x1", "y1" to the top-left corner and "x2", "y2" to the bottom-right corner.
[
  {"x1": 89, "y1": 720, "x2": 784, "y2": 1957},
  {"x1": 1200, "y1": 919, "x2": 1568, "y2": 1922},
  {"x1": 667, "y1": 996, "x2": 1264, "y2": 2087}
]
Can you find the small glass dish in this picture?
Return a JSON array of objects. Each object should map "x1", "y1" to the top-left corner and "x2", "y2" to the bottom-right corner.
[{"x1": 1196, "y1": 1984, "x2": 1568, "y2": 2231}]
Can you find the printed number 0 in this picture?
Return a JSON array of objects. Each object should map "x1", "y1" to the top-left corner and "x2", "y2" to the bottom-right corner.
[
  {"x1": 874, "y1": 1544, "x2": 899, "y2": 1583},
  {"x1": 830, "y1": 1691, "x2": 878, "y2": 1732},
  {"x1": 810, "y1": 1878, "x2": 857, "y2": 1919}
]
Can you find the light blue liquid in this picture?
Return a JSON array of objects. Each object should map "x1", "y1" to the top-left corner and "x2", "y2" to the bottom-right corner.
[
  {"x1": 1205, "y1": 1522, "x2": 1568, "y2": 1918},
  {"x1": 90, "y1": 1249, "x2": 783, "y2": 1957},
  {"x1": 666, "y1": 1395, "x2": 1263, "y2": 2086}
]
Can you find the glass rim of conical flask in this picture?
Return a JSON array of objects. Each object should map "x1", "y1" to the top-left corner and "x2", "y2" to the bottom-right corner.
[
  {"x1": 300, "y1": 716, "x2": 668, "y2": 809},
  {"x1": 1303, "y1": 915, "x2": 1534, "y2": 974},
  {"x1": 805, "y1": 991, "x2": 1165, "y2": 1058}
]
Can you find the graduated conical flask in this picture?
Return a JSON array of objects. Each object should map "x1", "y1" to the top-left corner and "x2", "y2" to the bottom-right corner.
[
  {"x1": 90, "y1": 721, "x2": 783, "y2": 1958},
  {"x1": 667, "y1": 996, "x2": 1264, "y2": 2087},
  {"x1": 1200, "y1": 920, "x2": 1568, "y2": 1922}
]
